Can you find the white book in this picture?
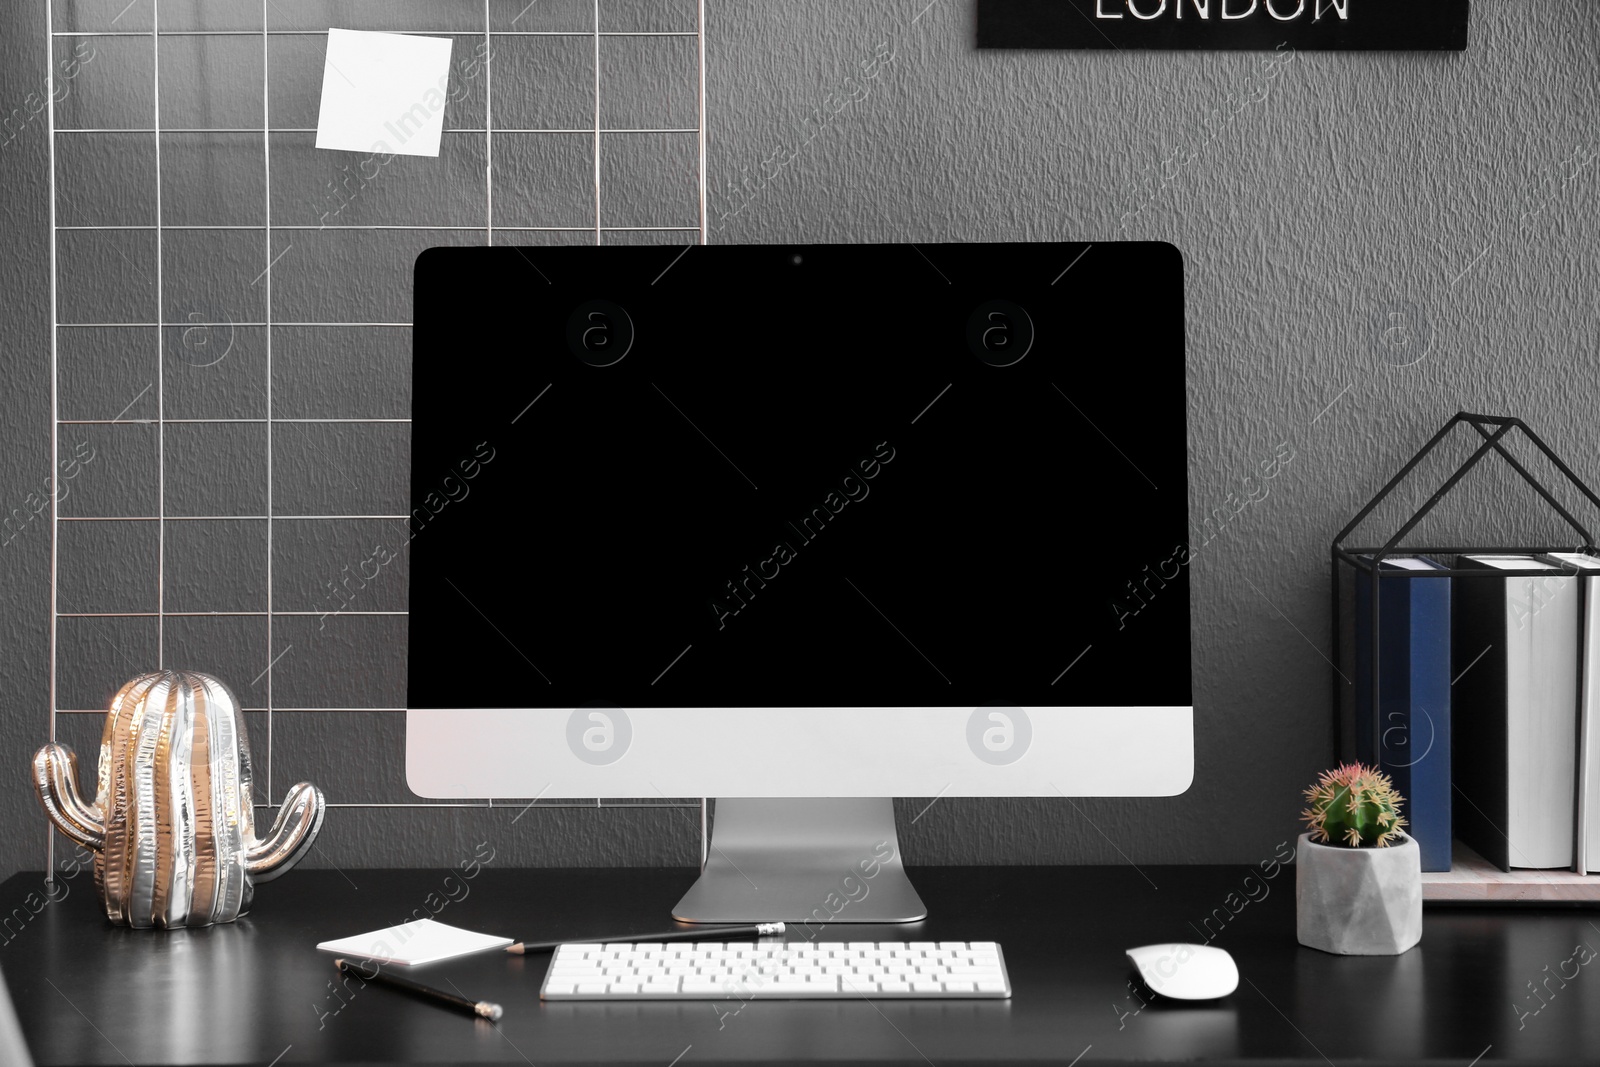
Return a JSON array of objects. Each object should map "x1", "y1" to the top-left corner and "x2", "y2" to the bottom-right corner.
[
  {"x1": 1543, "y1": 552, "x2": 1600, "y2": 873},
  {"x1": 1459, "y1": 556, "x2": 1578, "y2": 869},
  {"x1": 316, "y1": 919, "x2": 512, "y2": 967}
]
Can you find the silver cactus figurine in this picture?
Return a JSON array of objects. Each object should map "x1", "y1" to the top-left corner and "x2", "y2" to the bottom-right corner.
[{"x1": 33, "y1": 670, "x2": 325, "y2": 928}]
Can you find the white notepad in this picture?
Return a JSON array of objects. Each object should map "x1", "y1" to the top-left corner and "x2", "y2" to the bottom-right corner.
[
  {"x1": 317, "y1": 919, "x2": 512, "y2": 967},
  {"x1": 315, "y1": 28, "x2": 454, "y2": 157}
]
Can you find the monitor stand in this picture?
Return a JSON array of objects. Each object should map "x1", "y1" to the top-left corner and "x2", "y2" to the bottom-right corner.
[{"x1": 672, "y1": 798, "x2": 927, "y2": 923}]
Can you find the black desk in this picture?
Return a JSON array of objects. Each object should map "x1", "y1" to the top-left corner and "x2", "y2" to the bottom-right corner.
[{"x1": 2, "y1": 866, "x2": 1595, "y2": 1065}]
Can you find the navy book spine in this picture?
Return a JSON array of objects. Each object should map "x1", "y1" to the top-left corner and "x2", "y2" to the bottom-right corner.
[{"x1": 1356, "y1": 559, "x2": 1452, "y2": 872}]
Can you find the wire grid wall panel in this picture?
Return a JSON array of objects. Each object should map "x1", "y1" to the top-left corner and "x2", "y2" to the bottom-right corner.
[{"x1": 44, "y1": 0, "x2": 709, "y2": 868}]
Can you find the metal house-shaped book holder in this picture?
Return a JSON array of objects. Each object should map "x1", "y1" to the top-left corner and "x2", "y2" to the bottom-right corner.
[{"x1": 1330, "y1": 412, "x2": 1600, "y2": 896}]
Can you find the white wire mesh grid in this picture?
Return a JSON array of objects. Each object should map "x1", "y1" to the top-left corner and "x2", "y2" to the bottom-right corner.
[{"x1": 43, "y1": 0, "x2": 710, "y2": 870}]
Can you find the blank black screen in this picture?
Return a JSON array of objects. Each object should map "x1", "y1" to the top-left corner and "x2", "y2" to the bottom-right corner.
[{"x1": 408, "y1": 243, "x2": 1190, "y2": 709}]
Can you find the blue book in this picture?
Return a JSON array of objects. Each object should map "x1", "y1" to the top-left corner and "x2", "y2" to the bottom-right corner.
[{"x1": 1355, "y1": 556, "x2": 1452, "y2": 871}]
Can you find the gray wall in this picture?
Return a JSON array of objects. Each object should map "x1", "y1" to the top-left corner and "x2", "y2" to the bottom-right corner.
[{"x1": 3, "y1": 1, "x2": 1599, "y2": 884}]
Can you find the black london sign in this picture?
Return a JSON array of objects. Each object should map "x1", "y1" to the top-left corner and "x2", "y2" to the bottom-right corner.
[{"x1": 977, "y1": 0, "x2": 1470, "y2": 51}]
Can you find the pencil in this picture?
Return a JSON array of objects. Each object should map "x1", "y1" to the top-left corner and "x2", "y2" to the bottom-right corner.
[
  {"x1": 335, "y1": 958, "x2": 503, "y2": 1021},
  {"x1": 506, "y1": 921, "x2": 785, "y2": 955}
]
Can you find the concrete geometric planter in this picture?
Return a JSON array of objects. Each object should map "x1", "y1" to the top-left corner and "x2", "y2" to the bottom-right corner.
[{"x1": 1295, "y1": 832, "x2": 1422, "y2": 956}]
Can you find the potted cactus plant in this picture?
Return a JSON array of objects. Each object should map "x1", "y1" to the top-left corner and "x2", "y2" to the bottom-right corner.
[{"x1": 1295, "y1": 763, "x2": 1422, "y2": 956}]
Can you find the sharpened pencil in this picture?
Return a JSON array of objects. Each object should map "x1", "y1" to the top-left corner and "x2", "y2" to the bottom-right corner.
[
  {"x1": 506, "y1": 921, "x2": 785, "y2": 955},
  {"x1": 335, "y1": 958, "x2": 503, "y2": 1021}
]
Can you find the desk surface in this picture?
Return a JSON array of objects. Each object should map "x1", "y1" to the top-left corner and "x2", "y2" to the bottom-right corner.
[{"x1": 2, "y1": 864, "x2": 1596, "y2": 1066}]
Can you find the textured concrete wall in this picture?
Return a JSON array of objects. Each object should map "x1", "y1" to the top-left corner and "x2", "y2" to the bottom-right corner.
[{"x1": 2, "y1": 1, "x2": 1598, "y2": 887}]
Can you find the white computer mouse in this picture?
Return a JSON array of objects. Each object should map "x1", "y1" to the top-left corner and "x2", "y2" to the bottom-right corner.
[{"x1": 1126, "y1": 943, "x2": 1239, "y2": 1000}]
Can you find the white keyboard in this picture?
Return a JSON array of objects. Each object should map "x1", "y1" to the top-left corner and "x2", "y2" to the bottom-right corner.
[{"x1": 540, "y1": 940, "x2": 1011, "y2": 1000}]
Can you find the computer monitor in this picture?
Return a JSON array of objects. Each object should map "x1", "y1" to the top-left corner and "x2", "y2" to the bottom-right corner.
[{"x1": 406, "y1": 242, "x2": 1192, "y2": 922}]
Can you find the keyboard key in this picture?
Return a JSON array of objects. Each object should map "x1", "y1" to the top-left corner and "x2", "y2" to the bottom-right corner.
[
  {"x1": 760, "y1": 977, "x2": 840, "y2": 997},
  {"x1": 681, "y1": 979, "x2": 735, "y2": 995}
]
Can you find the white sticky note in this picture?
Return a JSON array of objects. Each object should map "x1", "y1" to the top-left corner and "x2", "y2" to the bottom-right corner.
[
  {"x1": 315, "y1": 28, "x2": 453, "y2": 157},
  {"x1": 317, "y1": 919, "x2": 512, "y2": 966}
]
